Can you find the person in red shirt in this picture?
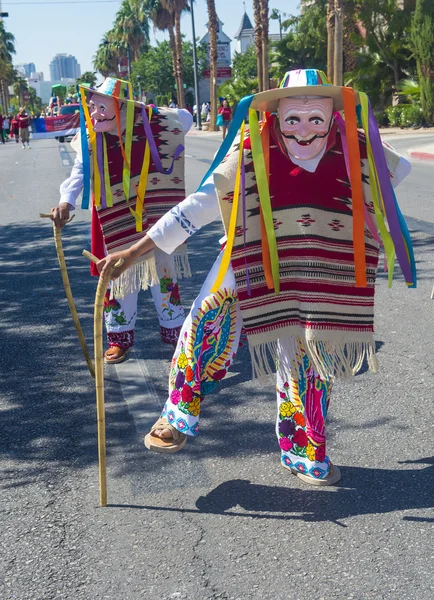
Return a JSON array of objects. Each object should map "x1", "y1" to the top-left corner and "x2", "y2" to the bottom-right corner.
[
  {"x1": 11, "y1": 116, "x2": 19, "y2": 143},
  {"x1": 218, "y1": 99, "x2": 232, "y2": 140},
  {"x1": 17, "y1": 108, "x2": 31, "y2": 149}
]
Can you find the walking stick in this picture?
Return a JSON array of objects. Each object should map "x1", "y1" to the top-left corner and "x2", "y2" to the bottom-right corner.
[
  {"x1": 40, "y1": 214, "x2": 95, "y2": 378},
  {"x1": 83, "y1": 249, "x2": 124, "y2": 507}
]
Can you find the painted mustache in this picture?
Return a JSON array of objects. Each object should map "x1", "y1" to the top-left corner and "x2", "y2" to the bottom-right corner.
[
  {"x1": 94, "y1": 115, "x2": 116, "y2": 123},
  {"x1": 280, "y1": 117, "x2": 333, "y2": 145}
]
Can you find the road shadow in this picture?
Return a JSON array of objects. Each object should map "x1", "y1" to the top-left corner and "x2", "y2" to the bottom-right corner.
[{"x1": 108, "y1": 456, "x2": 434, "y2": 526}]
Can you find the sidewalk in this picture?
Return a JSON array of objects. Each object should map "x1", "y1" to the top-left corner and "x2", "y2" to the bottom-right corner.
[{"x1": 379, "y1": 125, "x2": 434, "y2": 161}]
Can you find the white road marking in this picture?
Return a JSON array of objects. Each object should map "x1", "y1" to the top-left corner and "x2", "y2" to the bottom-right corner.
[{"x1": 114, "y1": 348, "x2": 163, "y2": 435}]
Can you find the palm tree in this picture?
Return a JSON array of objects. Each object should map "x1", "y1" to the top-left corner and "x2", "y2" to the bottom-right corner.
[
  {"x1": 0, "y1": 21, "x2": 15, "y2": 112},
  {"x1": 113, "y1": 0, "x2": 150, "y2": 62},
  {"x1": 93, "y1": 31, "x2": 120, "y2": 77},
  {"x1": 327, "y1": 0, "x2": 335, "y2": 82},
  {"x1": 333, "y1": 0, "x2": 344, "y2": 85},
  {"x1": 13, "y1": 76, "x2": 28, "y2": 107},
  {"x1": 260, "y1": 0, "x2": 269, "y2": 91},
  {"x1": 206, "y1": 0, "x2": 218, "y2": 130},
  {"x1": 253, "y1": 0, "x2": 264, "y2": 92},
  {"x1": 148, "y1": 0, "x2": 181, "y2": 105},
  {"x1": 160, "y1": 0, "x2": 189, "y2": 108}
]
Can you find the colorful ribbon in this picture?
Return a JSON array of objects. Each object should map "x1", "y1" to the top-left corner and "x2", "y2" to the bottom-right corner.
[
  {"x1": 141, "y1": 104, "x2": 184, "y2": 175},
  {"x1": 362, "y1": 95, "x2": 415, "y2": 287},
  {"x1": 342, "y1": 87, "x2": 367, "y2": 288},
  {"x1": 211, "y1": 122, "x2": 246, "y2": 293},
  {"x1": 197, "y1": 95, "x2": 254, "y2": 191},
  {"x1": 249, "y1": 108, "x2": 280, "y2": 294}
]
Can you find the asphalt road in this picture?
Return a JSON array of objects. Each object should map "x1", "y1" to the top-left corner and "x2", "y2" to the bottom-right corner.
[{"x1": 1, "y1": 132, "x2": 434, "y2": 600}]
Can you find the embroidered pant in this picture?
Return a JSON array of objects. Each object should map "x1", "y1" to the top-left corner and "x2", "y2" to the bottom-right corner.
[
  {"x1": 104, "y1": 249, "x2": 185, "y2": 348},
  {"x1": 160, "y1": 251, "x2": 333, "y2": 479}
]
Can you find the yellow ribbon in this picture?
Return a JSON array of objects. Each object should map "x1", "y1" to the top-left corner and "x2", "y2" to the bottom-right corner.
[
  {"x1": 211, "y1": 121, "x2": 245, "y2": 293},
  {"x1": 359, "y1": 92, "x2": 396, "y2": 287},
  {"x1": 249, "y1": 108, "x2": 280, "y2": 294},
  {"x1": 133, "y1": 107, "x2": 153, "y2": 232}
]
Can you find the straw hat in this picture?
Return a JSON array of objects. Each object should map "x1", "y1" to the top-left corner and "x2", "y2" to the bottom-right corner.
[
  {"x1": 251, "y1": 69, "x2": 360, "y2": 113},
  {"x1": 80, "y1": 77, "x2": 133, "y2": 101}
]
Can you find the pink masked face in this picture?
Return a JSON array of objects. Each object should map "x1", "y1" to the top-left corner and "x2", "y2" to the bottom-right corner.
[
  {"x1": 89, "y1": 94, "x2": 117, "y2": 133},
  {"x1": 278, "y1": 97, "x2": 334, "y2": 161}
]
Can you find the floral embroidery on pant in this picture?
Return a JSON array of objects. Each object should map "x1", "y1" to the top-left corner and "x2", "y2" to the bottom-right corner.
[
  {"x1": 160, "y1": 325, "x2": 182, "y2": 346},
  {"x1": 277, "y1": 349, "x2": 333, "y2": 478},
  {"x1": 104, "y1": 291, "x2": 135, "y2": 327},
  {"x1": 107, "y1": 329, "x2": 134, "y2": 348}
]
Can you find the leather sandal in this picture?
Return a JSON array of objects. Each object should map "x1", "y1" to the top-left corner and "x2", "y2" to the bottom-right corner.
[
  {"x1": 104, "y1": 346, "x2": 131, "y2": 364},
  {"x1": 282, "y1": 463, "x2": 341, "y2": 486},
  {"x1": 144, "y1": 417, "x2": 187, "y2": 454}
]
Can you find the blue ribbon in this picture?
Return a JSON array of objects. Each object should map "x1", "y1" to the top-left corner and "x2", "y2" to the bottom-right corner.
[
  {"x1": 197, "y1": 94, "x2": 254, "y2": 191},
  {"x1": 79, "y1": 103, "x2": 91, "y2": 210},
  {"x1": 392, "y1": 187, "x2": 417, "y2": 288}
]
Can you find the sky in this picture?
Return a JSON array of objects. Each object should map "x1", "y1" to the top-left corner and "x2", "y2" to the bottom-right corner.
[{"x1": 2, "y1": 0, "x2": 300, "y2": 80}]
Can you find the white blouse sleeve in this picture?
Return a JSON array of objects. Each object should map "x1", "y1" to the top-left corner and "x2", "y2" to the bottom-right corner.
[
  {"x1": 59, "y1": 155, "x2": 84, "y2": 209},
  {"x1": 147, "y1": 176, "x2": 220, "y2": 254}
]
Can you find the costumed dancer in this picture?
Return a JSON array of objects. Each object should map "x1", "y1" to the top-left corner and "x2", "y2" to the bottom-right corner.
[
  {"x1": 97, "y1": 69, "x2": 416, "y2": 485},
  {"x1": 51, "y1": 78, "x2": 193, "y2": 363}
]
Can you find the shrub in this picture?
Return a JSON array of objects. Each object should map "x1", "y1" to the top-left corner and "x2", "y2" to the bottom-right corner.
[
  {"x1": 373, "y1": 110, "x2": 389, "y2": 127},
  {"x1": 385, "y1": 106, "x2": 403, "y2": 127},
  {"x1": 400, "y1": 104, "x2": 424, "y2": 127}
]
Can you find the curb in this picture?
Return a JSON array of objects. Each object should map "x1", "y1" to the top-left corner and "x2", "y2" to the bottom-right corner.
[{"x1": 409, "y1": 150, "x2": 434, "y2": 161}]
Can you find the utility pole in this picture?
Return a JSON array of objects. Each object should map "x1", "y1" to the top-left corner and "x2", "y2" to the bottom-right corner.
[{"x1": 190, "y1": 0, "x2": 202, "y2": 130}]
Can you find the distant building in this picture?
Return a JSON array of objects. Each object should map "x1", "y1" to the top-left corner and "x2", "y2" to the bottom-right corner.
[
  {"x1": 234, "y1": 12, "x2": 254, "y2": 54},
  {"x1": 15, "y1": 62, "x2": 36, "y2": 78},
  {"x1": 49, "y1": 54, "x2": 81, "y2": 81},
  {"x1": 28, "y1": 77, "x2": 76, "y2": 103},
  {"x1": 200, "y1": 17, "x2": 232, "y2": 103}
]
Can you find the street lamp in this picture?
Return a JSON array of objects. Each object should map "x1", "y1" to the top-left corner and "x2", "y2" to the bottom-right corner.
[{"x1": 190, "y1": 0, "x2": 201, "y2": 130}]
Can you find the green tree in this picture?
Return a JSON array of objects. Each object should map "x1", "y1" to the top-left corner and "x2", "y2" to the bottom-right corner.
[
  {"x1": 218, "y1": 77, "x2": 259, "y2": 104},
  {"x1": 270, "y1": 0, "x2": 327, "y2": 81},
  {"x1": 354, "y1": 0, "x2": 415, "y2": 95},
  {"x1": 28, "y1": 86, "x2": 42, "y2": 114},
  {"x1": 231, "y1": 44, "x2": 257, "y2": 81},
  {"x1": 217, "y1": 44, "x2": 258, "y2": 103},
  {"x1": 131, "y1": 39, "x2": 206, "y2": 97},
  {"x1": 76, "y1": 71, "x2": 97, "y2": 87},
  {"x1": 411, "y1": 0, "x2": 434, "y2": 124}
]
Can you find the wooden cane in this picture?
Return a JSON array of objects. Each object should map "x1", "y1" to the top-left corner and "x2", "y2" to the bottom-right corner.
[
  {"x1": 40, "y1": 214, "x2": 95, "y2": 378},
  {"x1": 83, "y1": 249, "x2": 124, "y2": 507}
]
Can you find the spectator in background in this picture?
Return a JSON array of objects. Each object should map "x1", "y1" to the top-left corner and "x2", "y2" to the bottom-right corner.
[
  {"x1": 218, "y1": 99, "x2": 232, "y2": 140},
  {"x1": 0, "y1": 114, "x2": 5, "y2": 144},
  {"x1": 17, "y1": 108, "x2": 31, "y2": 149},
  {"x1": 11, "y1": 115, "x2": 19, "y2": 143},
  {"x1": 3, "y1": 115, "x2": 10, "y2": 141}
]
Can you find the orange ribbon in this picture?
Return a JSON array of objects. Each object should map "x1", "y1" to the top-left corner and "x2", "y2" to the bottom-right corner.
[{"x1": 342, "y1": 87, "x2": 367, "y2": 288}]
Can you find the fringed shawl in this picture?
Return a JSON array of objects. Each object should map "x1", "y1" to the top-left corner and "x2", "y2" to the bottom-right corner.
[{"x1": 214, "y1": 124, "x2": 386, "y2": 379}]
